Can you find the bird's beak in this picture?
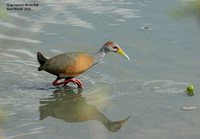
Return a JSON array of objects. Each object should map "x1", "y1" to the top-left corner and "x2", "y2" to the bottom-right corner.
[{"x1": 117, "y1": 48, "x2": 130, "y2": 61}]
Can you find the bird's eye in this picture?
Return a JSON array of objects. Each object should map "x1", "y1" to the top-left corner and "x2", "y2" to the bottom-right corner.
[{"x1": 113, "y1": 46, "x2": 118, "y2": 50}]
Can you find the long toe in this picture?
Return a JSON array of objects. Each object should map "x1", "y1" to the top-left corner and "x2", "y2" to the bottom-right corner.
[
  {"x1": 52, "y1": 79, "x2": 65, "y2": 86},
  {"x1": 74, "y1": 79, "x2": 83, "y2": 89},
  {"x1": 65, "y1": 78, "x2": 83, "y2": 89}
]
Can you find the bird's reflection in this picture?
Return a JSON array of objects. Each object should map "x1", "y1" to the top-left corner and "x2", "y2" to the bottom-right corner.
[{"x1": 39, "y1": 88, "x2": 130, "y2": 132}]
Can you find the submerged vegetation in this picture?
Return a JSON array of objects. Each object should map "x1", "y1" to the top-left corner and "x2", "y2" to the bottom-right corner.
[
  {"x1": 0, "y1": 5, "x2": 8, "y2": 19},
  {"x1": 172, "y1": 0, "x2": 200, "y2": 23}
]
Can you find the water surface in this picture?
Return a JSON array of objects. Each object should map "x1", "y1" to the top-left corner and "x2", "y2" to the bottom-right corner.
[{"x1": 0, "y1": 0, "x2": 200, "y2": 139}]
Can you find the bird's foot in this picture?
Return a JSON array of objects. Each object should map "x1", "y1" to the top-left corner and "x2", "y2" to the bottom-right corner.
[
  {"x1": 52, "y1": 79, "x2": 63, "y2": 86},
  {"x1": 52, "y1": 78, "x2": 83, "y2": 89},
  {"x1": 63, "y1": 78, "x2": 83, "y2": 89}
]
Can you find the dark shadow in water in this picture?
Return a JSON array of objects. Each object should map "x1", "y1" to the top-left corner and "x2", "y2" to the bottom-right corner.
[{"x1": 39, "y1": 88, "x2": 130, "y2": 132}]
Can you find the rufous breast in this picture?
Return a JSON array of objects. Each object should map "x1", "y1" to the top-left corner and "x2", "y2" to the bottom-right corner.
[{"x1": 64, "y1": 53, "x2": 94, "y2": 77}]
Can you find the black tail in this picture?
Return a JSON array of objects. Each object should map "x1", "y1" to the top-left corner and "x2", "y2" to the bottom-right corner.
[{"x1": 37, "y1": 52, "x2": 47, "y2": 71}]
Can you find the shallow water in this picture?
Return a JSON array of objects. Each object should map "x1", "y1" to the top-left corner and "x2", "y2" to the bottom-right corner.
[{"x1": 1, "y1": 0, "x2": 200, "y2": 139}]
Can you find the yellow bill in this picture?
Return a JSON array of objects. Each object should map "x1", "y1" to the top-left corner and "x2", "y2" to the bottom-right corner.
[{"x1": 117, "y1": 48, "x2": 130, "y2": 61}]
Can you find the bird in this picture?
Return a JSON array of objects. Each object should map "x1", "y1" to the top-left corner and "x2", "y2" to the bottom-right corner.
[{"x1": 37, "y1": 41, "x2": 130, "y2": 88}]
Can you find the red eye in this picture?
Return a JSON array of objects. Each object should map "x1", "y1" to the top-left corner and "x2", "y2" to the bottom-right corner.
[{"x1": 113, "y1": 46, "x2": 118, "y2": 50}]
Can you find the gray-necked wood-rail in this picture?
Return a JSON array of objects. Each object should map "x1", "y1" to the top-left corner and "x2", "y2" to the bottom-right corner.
[{"x1": 37, "y1": 41, "x2": 130, "y2": 88}]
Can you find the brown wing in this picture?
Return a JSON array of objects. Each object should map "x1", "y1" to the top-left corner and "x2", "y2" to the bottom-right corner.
[{"x1": 42, "y1": 52, "x2": 94, "y2": 77}]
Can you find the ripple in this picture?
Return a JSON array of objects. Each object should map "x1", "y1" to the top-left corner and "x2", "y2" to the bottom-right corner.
[
  {"x1": 143, "y1": 80, "x2": 188, "y2": 86},
  {"x1": 7, "y1": 130, "x2": 42, "y2": 139},
  {"x1": 6, "y1": 49, "x2": 36, "y2": 58},
  {"x1": 5, "y1": 0, "x2": 140, "y2": 29},
  {"x1": 30, "y1": 126, "x2": 46, "y2": 131},
  {"x1": 65, "y1": 16, "x2": 94, "y2": 29},
  {"x1": 0, "y1": 52, "x2": 20, "y2": 58},
  {"x1": 50, "y1": 49, "x2": 63, "y2": 54},
  {"x1": 103, "y1": 79, "x2": 190, "y2": 99},
  {"x1": 112, "y1": 8, "x2": 139, "y2": 19},
  {"x1": 0, "y1": 34, "x2": 42, "y2": 43},
  {"x1": 0, "y1": 21, "x2": 18, "y2": 29},
  {"x1": 0, "y1": 48, "x2": 41, "y2": 83},
  {"x1": 7, "y1": 12, "x2": 30, "y2": 20},
  {"x1": 142, "y1": 80, "x2": 189, "y2": 95},
  {"x1": 0, "y1": 21, "x2": 44, "y2": 33}
]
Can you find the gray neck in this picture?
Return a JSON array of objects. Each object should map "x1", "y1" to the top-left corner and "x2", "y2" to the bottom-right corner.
[{"x1": 93, "y1": 47, "x2": 109, "y2": 65}]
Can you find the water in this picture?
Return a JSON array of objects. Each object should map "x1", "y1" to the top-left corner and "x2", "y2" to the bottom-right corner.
[{"x1": 0, "y1": 0, "x2": 200, "y2": 138}]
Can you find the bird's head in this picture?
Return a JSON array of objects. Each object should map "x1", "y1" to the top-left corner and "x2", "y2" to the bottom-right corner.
[{"x1": 102, "y1": 41, "x2": 130, "y2": 61}]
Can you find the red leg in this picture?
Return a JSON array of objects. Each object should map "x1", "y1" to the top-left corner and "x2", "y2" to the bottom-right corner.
[
  {"x1": 63, "y1": 78, "x2": 83, "y2": 89},
  {"x1": 52, "y1": 77, "x2": 83, "y2": 89},
  {"x1": 52, "y1": 78, "x2": 65, "y2": 86}
]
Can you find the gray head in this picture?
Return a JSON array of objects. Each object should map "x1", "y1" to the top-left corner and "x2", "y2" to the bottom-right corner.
[{"x1": 100, "y1": 41, "x2": 130, "y2": 61}]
